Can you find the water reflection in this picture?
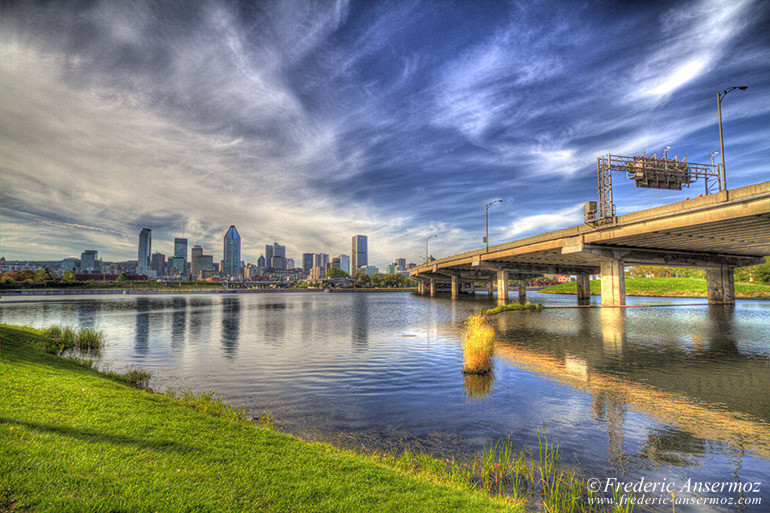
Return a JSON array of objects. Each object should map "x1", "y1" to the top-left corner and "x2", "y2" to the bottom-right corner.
[
  {"x1": 134, "y1": 298, "x2": 150, "y2": 356},
  {"x1": 350, "y1": 294, "x2": 368, "y2": 351},
  {"x1": 221, "y1": 297, "x2": 240, "y2": 357},
  {"x1": 492, "y1": 306, "x2": 770, "y2": 460},
  {"x1": 171, "y1": 297, "x2": 187, "y2": 351},
  {"x1": 463, "y1": 371, "x2": 495, "y2": 399}
]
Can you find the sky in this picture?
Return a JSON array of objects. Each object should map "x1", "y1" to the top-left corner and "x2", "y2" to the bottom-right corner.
[{"x1": 1, "y1": 0, "x2": 769, "y2": 268}]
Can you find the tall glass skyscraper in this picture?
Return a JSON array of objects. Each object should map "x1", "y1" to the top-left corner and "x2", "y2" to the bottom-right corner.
[
  {"x1": 351, "y1": 235, "x2": 367, "y2": 274},
  {"x1": 223, "y1": 226, "x2": 241, "y2": 277},
  {"x1": 137, "y1": 228, "x2": 151, "y2": 274}
]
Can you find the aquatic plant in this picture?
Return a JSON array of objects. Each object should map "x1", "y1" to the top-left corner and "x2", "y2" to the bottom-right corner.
[
  {"x1": 485, "y1": 301, "x2": 544, "y2": 316},
  {"x1": 39, "y1": 325, "x2": 104, "y2": 354},
  {"x1": 462, "y1": 314, "x2": 495, "y2": 374}
]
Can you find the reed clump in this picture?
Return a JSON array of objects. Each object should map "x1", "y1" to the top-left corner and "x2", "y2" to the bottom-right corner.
[
  {"x1": 485, "y1": 301, "x2": 544, "y2": 316},
  {"x1": 462, "y1": 314, "x2": 495, "y2": 374},
  {"x1": 40, "y1": 325, "x2": 105, "y2": 354}
]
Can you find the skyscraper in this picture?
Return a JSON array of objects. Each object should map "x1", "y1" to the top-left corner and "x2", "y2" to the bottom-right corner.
[
  {"x1": 137, "y1": 229, "x2": 151, "y2": 275},
  {"x1": 336, "y1": 254, "x2": 350, "y2": 274},
  {"x1": 265, "y1": 244, "x2": 274, "y2": 265},
  {"x1": 257, "y1": 255, "x2": 266, "y2": 268},
  {"x1": 191, "y1": 245, "x2": 203, "y2": 277},
  {"x1": 302, "y1": 253, "x2": 314, "y2": 275},
  {"x1": 223, "y1": 226, "x2": 241, "y2": 277},
  {"x1": 174, "y1": 238, "x2": 188, "y2": 268},
  {"x1": 151, "y1": 253, "x2": 166, "y2": 275},
  {"x1": 351, "y1": 235, "x2": 367, "y2": 274},
  {"x1": 80, "y1": 250, "x2": 97, "y2": 273}
]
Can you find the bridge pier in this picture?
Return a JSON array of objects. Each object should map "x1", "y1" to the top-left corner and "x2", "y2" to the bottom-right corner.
[
  {"x1": 518, "y1": 280, "x2": 527, "y2": 303},
  {"x1": 497, "y1": 270, "x2": 509, "y2": 302},
  {"x1": 487, "y1": 281, "x2": 494, "y2": 296},
  {"x1": 577, "y1": 274, "x2": 591, "y2": 304},
  {"x1": 600, "y1": 260, "x2": 625, "y2": 307},
  {"x1": 706, "y1": 267, "x2": 735, "y2": 305},
  {"x1": 451, "y1": 274, "x2": 459, "y2": 298},
  {"x1": 469, "y1": 282, "x2": 475, "y2": 295},
  {"x1": 429, "y1": 279, "x2": 436, "y2": 297}
]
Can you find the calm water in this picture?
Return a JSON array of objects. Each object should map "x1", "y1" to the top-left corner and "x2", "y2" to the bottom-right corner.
[{"x1": 2, "y1": 291, "x2": 769, "y2": 511}]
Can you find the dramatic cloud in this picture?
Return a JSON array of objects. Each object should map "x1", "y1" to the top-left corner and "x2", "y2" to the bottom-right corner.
[{"x1": 1, "y1": 0, "x2": 768, "y2": 267}]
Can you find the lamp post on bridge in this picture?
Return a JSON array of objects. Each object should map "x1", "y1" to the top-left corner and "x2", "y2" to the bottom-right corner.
[
  {"x1": 485, "y1": 199, "x2": 502, "y2": 251},
  {"x1": 425, "y1": 234, "x2": 437, "y2": 264},
  {"x1": 717, "y1": 86, "x2": 748, "y2": 191}
]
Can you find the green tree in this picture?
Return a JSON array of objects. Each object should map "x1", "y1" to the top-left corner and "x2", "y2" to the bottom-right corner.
[
  {"x1": 325, "y1": 268, "x2": 350, "y2": 279},
  {"x1": 63, "y1": 269, "x2": 77, "y2": 283},
  {"x1": 116, "y1": 272, "x2": 129, "y2": 282},
  {"x1": 355, "y1": 273, "x2": 370, "y2": 287}
]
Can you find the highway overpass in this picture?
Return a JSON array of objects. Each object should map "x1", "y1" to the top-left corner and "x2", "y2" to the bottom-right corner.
[{"x1": 410, "y1": 181, "x2": 770, "y2": 306}]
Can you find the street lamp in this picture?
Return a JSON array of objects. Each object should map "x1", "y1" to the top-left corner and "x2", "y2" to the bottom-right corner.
[
  {"x1": 717, "y1": 86, "x2": 748, "y2": 191},
  {"x1": 425, "y1": 234, "x2": 437, "y2": 264},
  {"x1": 663, "y1": 146, "x2": 671, "y2": 159},
  {"x1": 484, "y1": 199, "x2": 503, "y2": 251}
]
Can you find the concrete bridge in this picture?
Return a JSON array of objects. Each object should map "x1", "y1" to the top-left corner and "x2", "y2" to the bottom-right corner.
[{"x1": 410, "y1": 181, "x2": 770, "y2": 306}]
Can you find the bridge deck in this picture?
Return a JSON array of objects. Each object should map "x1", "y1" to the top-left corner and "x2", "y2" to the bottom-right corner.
[{"x1": 410, "y1": 181, "x2": 770, "y2": 306}]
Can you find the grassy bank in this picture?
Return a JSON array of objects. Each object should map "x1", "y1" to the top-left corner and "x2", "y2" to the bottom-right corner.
[
  {"x1": 539, "y1": 277, "x2": 770, "y2": 299},
  {"x1": 0, "y1": 325, "x2": 517, "y2": 512}
]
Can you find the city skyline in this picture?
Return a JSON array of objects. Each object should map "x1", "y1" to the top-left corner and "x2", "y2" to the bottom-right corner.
[{"x1": 1, "y1": 1, "x2": 769, "y2": 265}]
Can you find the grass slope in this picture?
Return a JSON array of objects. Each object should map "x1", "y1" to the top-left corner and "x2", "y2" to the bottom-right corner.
[
  {"x1": 0, "y1": 325, "x2": 516, "y2": 512},
  {"x1": 539, "y1": 277, "x2": 770, "y2": 299}
]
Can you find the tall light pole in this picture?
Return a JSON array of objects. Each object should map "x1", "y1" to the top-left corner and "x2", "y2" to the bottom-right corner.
[
  {"x1": 484, "y1": 199, "x2": 502, "y2": 251},
  {"x1": 663, "y1": 146, "x2": 671, "y2": 159},
  {"x1": 425, "y1": 234, "x2": 437, "y2": 264},
  {"x1": 717, "y1": 86, "x2": 748, "y2": 191}
]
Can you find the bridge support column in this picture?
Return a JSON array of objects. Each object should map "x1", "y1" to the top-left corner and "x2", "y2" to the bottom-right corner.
[
  {"x1": 706, "y1": 267, "x2": 735, "y2": 305},
  {"x1": 600, "y1": 260, "x2": 625, "y2": 307},
  {"x1": 419, "y1": 280, "x2": 426, "y2": 295},
  {"x1": 451, "y1": 275, "x2": 459, "y2": 298},
  {"x1": 429, "y1": 279, "x2": 436, "y2": 297},
  {"x1": 576, "y1": 274, "x2": 591, "y2": 305},
  {"x1": 518, "y1": 280, "x2": 527, "y2": 303},
  {"x1": 487, "y1": 281, "x2": 494, "y2": 296},
  {"x1": 497, "y1": 270, "x2": 509, "y2": 302},
  {"x1": 469, "y1": 282, "x2": 475, "y2": 295}
]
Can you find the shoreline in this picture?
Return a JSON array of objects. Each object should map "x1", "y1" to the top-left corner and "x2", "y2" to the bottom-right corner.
[{"x1": 0, "y1": 287, "x2": 417, "y2": 298}]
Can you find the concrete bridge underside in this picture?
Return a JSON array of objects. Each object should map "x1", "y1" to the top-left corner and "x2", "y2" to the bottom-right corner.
[{"x1": 410, "y1": 182, "x2": 770, "y2": 306}]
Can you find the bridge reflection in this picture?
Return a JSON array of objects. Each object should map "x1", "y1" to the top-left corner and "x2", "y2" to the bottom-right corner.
[{"x1": 491, "y1": 306, "x2": 770, "y2": 460}]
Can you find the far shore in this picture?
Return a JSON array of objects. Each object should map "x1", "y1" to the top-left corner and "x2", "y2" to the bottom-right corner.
[
  {"x1": 0, "y1": 287, "x2": 417, "y2": 298},
  {"x1": 539, "y1": 277, "x2": 770, "y2": 300}
]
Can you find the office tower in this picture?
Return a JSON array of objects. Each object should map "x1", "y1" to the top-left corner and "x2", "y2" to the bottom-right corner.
[
  {"x1": 386, "y1": 264, "x2": 396, "y2": 274},
  {"x1": 271, "y1": 255, "x2": 286, "y2": 270},
  {"x1": 191, "y1": 245, "x2": 203, "y2": 277},
  {"x1": 331, "y1": 257, "x2": 340, "y2": 269},
  {"x1": 313, "y1": 253, "x2": 329, "y2": 270},
  {"x1": 273, "y1": 243, "x2": 286, "y2": 259},
  {"x1": 257, "y1": 255, "x2": 266, "y2": 268},
  {"x1": 170, "y1": 257, "x2": 185, "y2": 275},
  {"x1": 336, "y1": 254, "x2": 350, "y2": 274},
  {"x1": 396, "y1": 258, "x2": 406, "y2": 270},
  {"x1": 302, "y1": 253, "x2": 314, "y2": 275},
  {"x1": 265, "y1": 244, "x2": 274, "y2": 265},
  {"x1": 80, "y1": 250, "x2": 97, "y2": 273},
  {"x1": 223, "y1": 226, "x2": 241, "y2": 277},
  {"x1": 151, "y1": 253, "x2": 166, "y2": 275},
  {"x1": 137, "y1": 228, "x2": 151, "y2": 274},
  {"x1": 286, "y1": 258, "x2": 294, "y2": 270},
  {"x1": 351, "y1": 235, "x2": 367, "y2": 274},
  {"x1": 174, "y1": 238, "x2": 188, "y2": 268}
]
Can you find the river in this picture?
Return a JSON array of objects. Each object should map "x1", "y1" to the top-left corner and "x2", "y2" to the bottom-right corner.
[{"x1": 1, "y1": 290, "x2": 768, "y2": 511}]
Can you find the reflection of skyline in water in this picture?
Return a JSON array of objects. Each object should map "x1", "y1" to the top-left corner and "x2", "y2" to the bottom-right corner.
[{"x1": 1, "y1": 292, "x2": 768, "y2": 511}]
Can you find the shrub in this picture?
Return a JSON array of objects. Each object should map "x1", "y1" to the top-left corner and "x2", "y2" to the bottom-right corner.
[{"x1": 462, "y1": 315, "x2": 495, "y2": 374}]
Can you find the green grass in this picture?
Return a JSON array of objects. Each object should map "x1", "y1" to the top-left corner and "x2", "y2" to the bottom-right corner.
[
  {"x1": 539, "y1": 277, "x2": 770, "y2": 299},
  {"x1": 462, "y1": 315, "x2": 495, "y2": 374},
  {"x1": 485, "y1": 301, "x2": 544, "y2": 315},
  {"x1": 0, "y1": 324, "x2": 518, "y2": 512}
]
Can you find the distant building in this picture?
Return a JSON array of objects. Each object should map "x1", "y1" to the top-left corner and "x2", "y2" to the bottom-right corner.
[
  {"x1": 170, "y1": 256, "x2": 185, "y2": 275},
  {"x1": 137, "y1": 229, "x2": 151, "y2": 274},
  {"x1": 286, "y1": 258, "x2": 294, "y2": 270},
  {"x1": 273, "y1": 243, "x2": 285, "y2": 259},
  {"x1": 335, "y1": 254, "x2": 350, "y2": 274},
  {"x1": 257, "y1": 254, "x2": 266, "y2": 268},
  {"x1": 386, "y1": 264, "x2": 396, "y2": 274},
  {"x1": 60, "y1": 258, "x2": 78, "y2": 272},
  {"x1": 80, "y1": 250, "x2": 98, "y2": 273},
  {"x1": 313, "y1": 253, "x2": 329, "y2": 271},
  {"x1": 223, "y1": 226, "x2": 241, "y2": 277},
  {"x1": 302, "y1": 253, "x2": 314, "y2": 275},
  {"x1": 151, "y1": 253, "x2": 166, "y2": 275},
  {"x1": 244, "y1": 264, "x2": 260, "y2": 280},
  {"x1": 197, "y1": 255, "x2": 214, "y2": 275},
  {"x1": 174, "y1": 238, "x2": 188, "y2": 272},
  {"x1": 331, "y1": 257, "x2": 340, "y2": 269},
  {"x1": 351, "y1": 235, "x2": 367, "y2": 274},
  {"x1": 407, "y1": 263, "x2": 417, "y2": 270},
  {"x1": 265, "y1": 244, "x2": 274, "y2": 265},
  {"x1": 191, "y1": 245, "x2": 203, "y2": 278},
  {"x1": 310, "y1": 266, "x2": 325, "y2": 280},
  {"x1": 395, "y1": 258, "x2": 406, "y2": 270},
  {"x1": 270, "y1": 256, "x2": 286, "y2": 270},
  {"x1": 362, "y1": 265, "x2": 378, "y2": 276}
]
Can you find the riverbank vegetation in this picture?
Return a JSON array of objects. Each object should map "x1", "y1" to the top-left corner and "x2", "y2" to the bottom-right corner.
[
  {"x1": 1, "y1": 324, "x2": 634, "y2": 512},
  {"x1": 485, "y1": 302, "x2": 544, "y2": 315},
  {"x1": 462, "y1": 315, "x2": 495, "y2": 374},
  {"x1": 540, "y1": 277, "x2": 770, "y2": 299}
]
